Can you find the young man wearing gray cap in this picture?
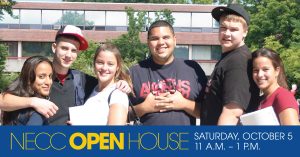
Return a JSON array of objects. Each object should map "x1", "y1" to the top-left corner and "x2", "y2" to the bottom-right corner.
[
  {"x1": 200, "y1": 4, "x2": 259, "y2": 125},
  {"x1": 0, "y1": 25, "x2": 130, "y2": 125}
]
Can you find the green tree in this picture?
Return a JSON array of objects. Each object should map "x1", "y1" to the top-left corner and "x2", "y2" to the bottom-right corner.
[
  {"x1": 72, "y1": 41, "x2": 100, "y2": 76},
  {"x1": 110, "y1": 7, "x2": 148, "y2": 67},
  {"x1": 0, "y1": 0, "x2": 15, "y2": 21},
  {"x1": 0, "y1": 0, "x2": 16, "y2": 91},
  {"x1": 246, "y1": 0, "x2": 300, "y2": 49}
]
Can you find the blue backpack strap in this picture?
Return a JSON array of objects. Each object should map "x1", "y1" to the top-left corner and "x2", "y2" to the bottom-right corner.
[{"x1": 71, "y1": 70, "x2": 85, "y2": 106}]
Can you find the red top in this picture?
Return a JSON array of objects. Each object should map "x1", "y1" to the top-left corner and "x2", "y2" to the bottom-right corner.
[
  {"x1": 56, "y1": 73, "x2": 68, "y2": 85},
  {"x1": 259, "y1": 87, "x2": 299, "y2": 116}
]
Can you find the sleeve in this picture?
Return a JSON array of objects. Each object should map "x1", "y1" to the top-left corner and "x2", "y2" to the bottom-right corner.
[
  {"x1": 273, "y1": 90, "x2": 299, "y2": 114},
  {"x1": 109, "y1": 89, "x2": 129, "y2": 108},
  {"x1": 222, "y1": 59, "x2": 252, "y2": 110},
  {"x1": 26, "y1": 112, "x2": 45, "y2": 125},
  {"x1": 193, "y1": 61, "x2": 208, "y2": 101}
]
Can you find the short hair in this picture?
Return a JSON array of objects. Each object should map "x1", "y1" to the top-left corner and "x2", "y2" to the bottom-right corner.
[
  {"x1": 147, "y1": 20, "x2": 174, "y2": 39},
  {"x1": 220, "y1": 14, "x2": 248, "y2": 31},
  {"x1": 55, "y1": 34, "x2": 81, "y2": 45}
]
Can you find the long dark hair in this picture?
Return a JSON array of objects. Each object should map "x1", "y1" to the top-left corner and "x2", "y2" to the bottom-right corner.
[
  {"x1": 2, "y1": 56, "x2": 53, "y2": 125},
  {"x1": 252, "y1": 48, "x2": 288, "y2": 89}
]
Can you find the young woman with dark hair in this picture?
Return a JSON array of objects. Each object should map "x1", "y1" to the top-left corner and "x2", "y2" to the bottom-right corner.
[
  {"x1": 1, "y1": 56, "x2": 53, "y2": 125},
  {"x1": 252, "y1": 48, "x2": 299, "y2": 125}
]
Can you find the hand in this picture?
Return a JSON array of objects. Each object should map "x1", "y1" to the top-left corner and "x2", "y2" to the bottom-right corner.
[
  {"x1": 30, "y1": 97, "x2": 59, "y2": 118},
  {"x1": 155, "y1": 90, "x2": 185, "y2": 112},
  {"x1": 66, "y1": 120, "x2": 73, "y2": 126},
  {"x1": 116, "y1": 80, "x2": 131, "y2": 94},
  {"x1": 136, "y1": 92, "x2": 161, "y2": 117}
]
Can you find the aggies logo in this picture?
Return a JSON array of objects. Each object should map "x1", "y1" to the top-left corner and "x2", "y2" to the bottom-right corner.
[{"x1": 139, "y1": 78, "x2": 191, "y2": 98}]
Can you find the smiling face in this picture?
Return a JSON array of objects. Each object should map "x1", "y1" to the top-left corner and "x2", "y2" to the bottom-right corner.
[
  {"x1": 147, "y1": 26, "x2": 176, "y2": 65},
  {"x1": 94, "y1": 50, "x2": 119, "y2": 88},
  {"x1": 219, "y1": 16, "x2": 248, "y2": 52},
  {"x1": 252, "y1": 56, "x2": 280, "y2": 95},
  {"x1": 52, "y1": 37, "x2": 80, "y2": 73},
  {"x1": 32, "y1": 61, "x2": 53, "y2": 97}
]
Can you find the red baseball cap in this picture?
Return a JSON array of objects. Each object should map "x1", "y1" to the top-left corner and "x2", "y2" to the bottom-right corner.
[{"x1": 55, "y1": 25, "x2": 88, "y2": 51}]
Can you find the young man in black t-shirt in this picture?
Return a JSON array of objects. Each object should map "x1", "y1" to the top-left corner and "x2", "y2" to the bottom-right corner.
[
  {"x1": 129, "y1": 20, "x2": 207, "y2": 125},
  {"x1": 200, "y1": 4, "x2": 259, "y2": 125}
]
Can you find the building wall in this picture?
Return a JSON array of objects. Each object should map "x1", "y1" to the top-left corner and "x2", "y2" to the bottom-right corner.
[{"x1": 0, "y1": 2, "x2": 220, "y2": 75}]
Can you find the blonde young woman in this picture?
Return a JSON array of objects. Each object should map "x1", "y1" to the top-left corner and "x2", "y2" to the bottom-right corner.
[
  {"x1": 82, "y1": 44, "x2": 131, "y2": 125},
  {"x1": 252, "y1": 48, "x2": 299, "y2": 125}
]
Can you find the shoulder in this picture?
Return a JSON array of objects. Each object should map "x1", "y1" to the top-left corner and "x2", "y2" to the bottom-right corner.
[
  {"x1": 275, "y1": 88, "x2": 295, "y2": 99},
  {"x1": 71, "y1": 69, "x2": 97, "y2": 83},
  {"x1": 129, "y1": 59, "x2": 151, "y2": 75},
  {"x1": 130, "y1": 59, "x2": 149, "y2": 70},
  {"x1": 109, "y1": 89, "x2": 129, "y2": 107}
]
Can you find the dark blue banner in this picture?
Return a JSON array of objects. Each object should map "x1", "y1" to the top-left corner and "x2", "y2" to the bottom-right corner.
[{"x1": 0, "y1": 126, "x2": 299, "y2": 157}]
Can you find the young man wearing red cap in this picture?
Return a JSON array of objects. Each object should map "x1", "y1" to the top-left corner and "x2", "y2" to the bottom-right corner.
[
  {"x1": 200, "y1": 4, "x2": 259, "y2": 125},
  {"x1": 0, "y1": 25, "x2": 130, "y2": 125}
]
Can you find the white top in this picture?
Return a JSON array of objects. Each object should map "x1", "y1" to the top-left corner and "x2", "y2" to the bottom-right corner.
[{"x1": 69, "y1": 83, "x2": 128, "y2": 125}]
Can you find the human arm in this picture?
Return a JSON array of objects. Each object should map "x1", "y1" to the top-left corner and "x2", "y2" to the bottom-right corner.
[
  {"x1": 0, "y1": 93, "x2": 58, "y2": 118},
  {"x1": 107, "y1": 90, "x2": 129, "y2": 125},
  {"x1": 278, "y1": 108, "x2": 300, "y2": 125},
  {"x1": 217, "y1": 103, "x2": 244, "y2": 125},
  {"x1": 155, "y1": 90, "x2": 200, "y2": 118},
  {"x1": 107, "y1": 104, "x2": 128, "y2": 125}
]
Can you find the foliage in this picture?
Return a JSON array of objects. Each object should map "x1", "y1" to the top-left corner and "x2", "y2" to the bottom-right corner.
[
  {"x1": 152, "y1": 9, "x2": 174, "y2": 25},
  {"x1": 71, "y1": 41, "x2": 100, "y2": 76},
  {"x1": 0, "y1": 73, "x2": 18, "y2": 92},
  {"x1": 109, "y1": 7, "x2": 148, "y2": 67},
  {"x1": 0, "y1": 44, "x2": 7, "y2": 74},
  {"x1": 0, "y1": 0, "x2": 15, "y2": 21},
  {"x1": 56, "y1": 11, "x2": 94, "y2": 26},
  {"x1": 246, "y1": 0, "x2": 300, "y2": 49},
  {"x1": 0, "y1": 44, "x2": 18, "y2": 91}
]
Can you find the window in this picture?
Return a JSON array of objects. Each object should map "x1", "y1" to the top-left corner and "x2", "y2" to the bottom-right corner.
[
  {"x1": 174, "y1": 45, "x2": 189, "y2": 59},
  {"x1": 85, "y1": 11, "x2": 105, "y2": 30},
  {"x1": 192, "y1": 45, "x2": 211, "y2": 60},
  {"x1": 62, "y1": 10, "x2": 85, "y2": 26},
  {"x1": 0, "y1": 42, "x2": 18, "y2": 57},
  {"x1": 20, "y1": 9, "x2": 41, "y2": 24},
  {"x1": 191, "y1": 13, "x2": 212, "y2": 28},
  {"x1": 173, "y1": 12, "x2": 191, "y2": 27},
  {"x1": 22, "y1": 42, "x2": 52, "y2": 57},
  {"x1": 42, "y1": 10, "x2": 63, "y2": 25},
  {"x1": 211, "y1": 45, "x2": 222, "y2": 60},
  {"x1": 0, "y1": 9, "x2": 19, "y2": 24},
  {"x1": 106, "y1": 11, "x2": 127, "y2": 26},
  {"x1": 191, "y1": 45, "x2": 222, "y2": 60}
]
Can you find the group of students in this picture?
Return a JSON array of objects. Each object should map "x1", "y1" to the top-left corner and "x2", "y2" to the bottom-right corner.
[{"x1": 0, "y1": 4, "x2": 299, "y2": 126}]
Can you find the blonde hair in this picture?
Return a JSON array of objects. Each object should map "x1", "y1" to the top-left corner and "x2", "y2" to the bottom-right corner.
[
  {"x1": 220, "y1": 14, "x2": 248, "y2": 31},
  {"x1": 93, "y1": 43, "x2": 133, "y2": 90}
]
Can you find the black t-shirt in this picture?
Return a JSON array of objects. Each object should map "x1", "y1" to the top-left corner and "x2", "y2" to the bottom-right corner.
[
  {"x1": 200, "y1": 45, "x2": 259, "y2": 125},
  {"x1": 129, "y1": 57, "x2": 207, "y2": 125}
]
